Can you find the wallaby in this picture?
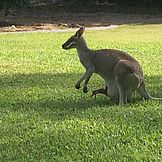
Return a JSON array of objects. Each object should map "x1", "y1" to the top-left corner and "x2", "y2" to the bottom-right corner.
[{"x1": 62, "y1": 27, "x2": 161, "y2": 105}]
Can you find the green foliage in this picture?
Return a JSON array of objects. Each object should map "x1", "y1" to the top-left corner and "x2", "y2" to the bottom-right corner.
[
  {"x1": 110, "y1": 0, "x2": 162, "y2": 7},
  {"x1": 74, "y1": 0, "x2": 162, "y2": 7},
  {"x1": 0, "y1": 25, "x2": 162, "y2": 161},
  {"x1": 0, "y1": 0, "x2": 31, "y2": 10}
]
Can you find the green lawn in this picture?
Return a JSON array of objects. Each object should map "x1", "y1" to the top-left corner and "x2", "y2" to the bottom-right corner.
[{"x1": 0, "y1": 24, "x2": 162, "y2": 162}]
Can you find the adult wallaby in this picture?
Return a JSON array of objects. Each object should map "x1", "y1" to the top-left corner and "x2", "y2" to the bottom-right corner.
[{"x1": 62, "y1": 27, "x2": 161, "y2": 105}]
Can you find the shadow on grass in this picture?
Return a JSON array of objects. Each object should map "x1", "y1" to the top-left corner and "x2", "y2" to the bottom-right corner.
[
  {"x1": 0, "y1": 72, "x2": 108, "y2": 108},
  {"x1": 0, "y1": 72, "x2": 162, "y2": 131},
  {"x1": 0, "y1": 72, "x2": 161, "y2": 109}
]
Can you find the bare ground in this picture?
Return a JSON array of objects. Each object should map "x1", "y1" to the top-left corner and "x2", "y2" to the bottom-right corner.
[{"x1": 0, "y1": 4, "x2": 162, "y2": 32}]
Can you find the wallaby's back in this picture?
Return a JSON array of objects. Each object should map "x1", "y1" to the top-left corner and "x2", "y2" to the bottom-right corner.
[{"x1": 90, "y1": 49, "x2": 142, "y2": 79}]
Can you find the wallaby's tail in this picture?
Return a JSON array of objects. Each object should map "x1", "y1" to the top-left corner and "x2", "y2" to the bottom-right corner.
[{"x1": 137, "y1": 81, "x2": 162, "y2": 100}]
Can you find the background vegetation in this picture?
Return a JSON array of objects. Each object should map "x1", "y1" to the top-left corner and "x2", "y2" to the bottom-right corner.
[
  {"x1": 0, "y1": 25, "x2": 162, "y2": 161},
  {"x1": 1, "y1": 0, "x2": 161, "y2": 16},
  {"x1": 1, "y1": 0, "x2": 162, "y2": 9}
]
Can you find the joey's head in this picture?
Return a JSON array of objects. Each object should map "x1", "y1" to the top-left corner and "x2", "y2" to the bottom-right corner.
[{"x1": 62, "y1": 27, "x2": 85, "y2": 50}]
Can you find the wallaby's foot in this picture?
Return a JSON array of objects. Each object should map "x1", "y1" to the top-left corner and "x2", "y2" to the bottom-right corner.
[
  {"x1": 91, "y1": 88, "x2": 107, "y2": 98},
  {"x1": 83, "y1": 86, "x2": 88, "y2": 93},
  {"x1": 75, "y1": 83, "x2": 81, "y2": 89}
]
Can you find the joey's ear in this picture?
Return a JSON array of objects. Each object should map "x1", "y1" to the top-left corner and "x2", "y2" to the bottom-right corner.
[{"x1": 75, "y1": 27, "x2": 85, "y2": 38}]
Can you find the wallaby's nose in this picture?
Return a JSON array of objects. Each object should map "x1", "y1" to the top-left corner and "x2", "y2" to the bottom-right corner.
[{"x1": 62, "y1": 44, "x2": 66, "y2": 49}]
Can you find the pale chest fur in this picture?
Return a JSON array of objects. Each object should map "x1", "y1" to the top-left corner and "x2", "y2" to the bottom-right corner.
[{"x1": 77, "y1": 50, "x2": 93, "y2": 69}]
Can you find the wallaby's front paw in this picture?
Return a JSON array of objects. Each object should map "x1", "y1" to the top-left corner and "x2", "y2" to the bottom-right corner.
[
  {"x1": 83, "y1": 87, "x2": 88, "y2": 93},
  {"x1": 75, "y1": 83, "x2": 81, "y2": 89}
]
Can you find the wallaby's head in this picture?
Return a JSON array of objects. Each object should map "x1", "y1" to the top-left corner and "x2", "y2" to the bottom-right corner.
[{"x1": 62, "y1": 27, "x2": 85, "y2": 50}]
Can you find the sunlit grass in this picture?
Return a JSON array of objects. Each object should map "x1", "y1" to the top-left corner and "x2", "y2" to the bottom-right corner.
[{"x1": 0, "y1": 24, "x2": 162, "y2": 161}]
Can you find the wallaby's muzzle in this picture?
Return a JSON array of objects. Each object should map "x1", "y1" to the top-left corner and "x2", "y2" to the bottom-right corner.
[
  {"x1": 62, "y1": 41, "x2": 73, "y2": 50},
  {"x1": 62, "y1": 40, "x2": 76, "y2": 50},
  {"x1": 62, "y1": 44, "x2": 67, "y2": 49}
]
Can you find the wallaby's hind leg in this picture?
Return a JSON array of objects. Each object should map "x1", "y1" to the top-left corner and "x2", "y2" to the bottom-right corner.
[
  {"x1": 117, "y1": 84, "x2": 133, "y2": 105},
  {"x1": 115, "y1": 60, "x2": 140, "y2": 105},
  {"x1": 137, "y1": 82, "x2": 151, "y2": 100},
  {"x1": 117, "y1": 85, "x2": 126, "y2": 105},
  {"x1": 126, "y1": 89, "x2": 133, "y2": 103}
]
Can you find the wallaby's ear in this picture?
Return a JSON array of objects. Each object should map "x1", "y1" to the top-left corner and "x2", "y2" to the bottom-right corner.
[{"x1": 75, "y1": 27, "x2": 85, "y2": 38}]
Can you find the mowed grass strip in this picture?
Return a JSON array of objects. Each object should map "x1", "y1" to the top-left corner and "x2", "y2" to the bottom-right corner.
[{"x1": 0, "y1": 24, "x2": 162, "y2": 161}]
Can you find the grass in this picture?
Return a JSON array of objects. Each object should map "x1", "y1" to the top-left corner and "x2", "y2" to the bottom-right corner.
[{"x1": 0, "y1": 24, "x2": 162, "y2": 161}]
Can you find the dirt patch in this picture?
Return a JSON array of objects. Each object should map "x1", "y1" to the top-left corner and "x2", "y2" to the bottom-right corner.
[{"x1": 0, "y1": 4, "x2": 162, "y2": 32}]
